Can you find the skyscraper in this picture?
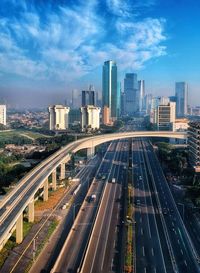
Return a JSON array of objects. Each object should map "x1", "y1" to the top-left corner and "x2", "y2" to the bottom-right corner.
[
  {"x1": 175, "y1": 82, "x2": 188, "y2": 117},
  {"x1": 138, "y1": 80, "x2": 145, "y2": 113},
  {"x1": 102, "y1": 60, "x2": 118, "y2": 123},
  {"x1": 82, "y1": 87, "x2": 95, "y2": 107},
  {"x1": 0, "y1": 105, "x2": 6, "y2": 126},
  {"x1": 124, "y1": 73, "x2": 139, "y2": 115},
  {"x1": 71, "y1": 89, "x2": 81, "y2": 109}
]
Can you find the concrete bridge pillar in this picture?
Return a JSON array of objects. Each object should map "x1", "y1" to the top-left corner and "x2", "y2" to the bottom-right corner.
[
  {"x1": 52, "y1": 170, "x2": 57, "y2": 190},
  {"x1": 28, "y1": 200, "x2": 34, "y2": 223},
  {"x1": 43, "y1": 178, "x2": 49, "y2": 201},
  {"x1": 16, "y1": 213, "x2": 23, "y2": 244},
  {"x1": 87, "y1": 147, "x2": 95, "y2": 159},
  {"x1": 60, "y1": 163, "x2": 65, "y2": 180}
]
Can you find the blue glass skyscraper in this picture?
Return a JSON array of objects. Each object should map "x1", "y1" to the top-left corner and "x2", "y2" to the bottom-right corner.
[
  {"x1": 175, "y1": 82, "x2": 188, "y2": 117},
  {"x1": 124, "y1": 73, "x2": 139, "y2": 115},
  {"x1": 102, "y1": 60, "x2": 118, "y2": 121}
]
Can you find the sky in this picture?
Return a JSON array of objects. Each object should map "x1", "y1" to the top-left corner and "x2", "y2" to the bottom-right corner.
[{"x1": 0, "y1": 0, "x2": 200, "y2": 108}]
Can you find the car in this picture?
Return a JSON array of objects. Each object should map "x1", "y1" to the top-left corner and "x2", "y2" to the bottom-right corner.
[
  {"x1": 136, "y1": 200, "x2": 140, "y2": 205},
  {"x1": 90, "y1": 194, "x2": 96, "y2": 202},
  {"x1": 163, "y1": 208, "x2": 168, "y2": 215},
  {"x1": 61, "y1": 204, "x2": 67, "y2": 210}
]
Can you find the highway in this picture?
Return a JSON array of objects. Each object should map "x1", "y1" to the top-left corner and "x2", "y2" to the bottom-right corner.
[
  {"x1": 132, "y1": 139, "x2": 169, "y2": 273},
  {"x1": 1, "y1": 154, "x2": 100, "y2": 273},
  {"x1": 51, "y1": 140, "x2": 124, "y2": 273},
  {"x1": 0, "y1": 131, "x2": 186, "y2": 249},
  {"x1": 184, "y1": 211, "x2": 200, "y2": 259},
  {"x1": 142, "y1": 139, "x2": 200, "y2": 273},
  {"x1": 80, "y1": 140, "x2": 129, "y2": 273}
]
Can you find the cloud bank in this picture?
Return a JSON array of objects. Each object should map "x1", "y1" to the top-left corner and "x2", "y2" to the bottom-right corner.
[{"x1": 0, "y1": 0, "x2": 166, "y2": 84}]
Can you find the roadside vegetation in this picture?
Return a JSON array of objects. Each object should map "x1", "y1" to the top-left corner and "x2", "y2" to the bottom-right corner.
[
  {"x1": 155, "y1": 142, "x2": 200, "y2": 206},
  {"x1": 25, "y1": 219, "x2": 59, "y2": 273},
  {"x1": 0, "y1": 132, "x2": 77, "y2": 194},
  {"x1": 124, "y1": 170, "x2": 134, "y2": 273}
]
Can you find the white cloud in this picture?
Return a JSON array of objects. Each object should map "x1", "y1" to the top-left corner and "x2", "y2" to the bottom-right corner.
[{"x1": 0, "y1": 1, "x2": 167, "y2": 84}]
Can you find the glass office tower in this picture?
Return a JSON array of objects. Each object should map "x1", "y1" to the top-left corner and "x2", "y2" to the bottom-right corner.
[
  {"x1": 102, "y1": 60, "x2": 118, "y2": 121},
  {"x1": 175, "y1": 82, "x2": 188, "y2": 117},
  {"x1": 124, "y1": 73, "x2": 139, "y2": 115}
]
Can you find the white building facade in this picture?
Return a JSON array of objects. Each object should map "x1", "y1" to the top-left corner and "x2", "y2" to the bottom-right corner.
[
  {"x1": 156, "y1": 102, "x2": 176, "y2": 131},
  {"x1": 0, "y1": 105, "x2": 6, "y2": 126},
  {"x1": 81, "y1": 106, "x2": 101, "y2": 131},
  {"x1": 48, "y1": 105, "x2": 70, "y2": 130}
]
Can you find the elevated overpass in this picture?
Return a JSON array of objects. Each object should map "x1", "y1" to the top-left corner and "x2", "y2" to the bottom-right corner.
[{"x1": 0, "y1": 131, "x2": 187, "y2": 249}]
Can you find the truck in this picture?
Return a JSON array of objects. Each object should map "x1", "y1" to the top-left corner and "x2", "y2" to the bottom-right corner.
[
  {"x1": 71, "y1": 178, "x2": 80, "y2": 182},
  {"x1": 112, "y1": 178, "x2": 116, "y2": 183},
  {"x1": 73, "y1": 184, "x2": 81, "y2": 196}
]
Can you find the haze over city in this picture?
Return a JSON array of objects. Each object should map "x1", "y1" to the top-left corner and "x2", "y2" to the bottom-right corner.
[{"x1": 0, "y1": 0, "x2": 200, "y2": 107}]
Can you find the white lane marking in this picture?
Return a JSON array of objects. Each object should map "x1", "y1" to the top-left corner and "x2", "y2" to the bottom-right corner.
[
  {"x1": 142, "y1": 246, "x2": 145, "y2": 256},
  {"x1": 181, "y1": 249, "x2": 183, "y2": 255},
  {"x1": 184, "y1": 260, "x2": 188, "y2": 266},
  {"x1": 144, "y1": 267, "x2": 147, "y2": 273},
  {"x1": 111, "y1": 258, "x2": 114, "y2": 270},
  {"x1": 177, "y1": 239, "x2": 180, "y2": 244},
  {"x1": 100, "y1": 184, "x2": 118, "y2": 271},
  {"x1": 140, "y1": 217, "x2": 142, "y2": 223},
  {"x1": 151, "y1": 248, "x2": 154, "y2": 256},
  {"x1": 141, "y1": 228, "x2": 143, "y2": 235}
]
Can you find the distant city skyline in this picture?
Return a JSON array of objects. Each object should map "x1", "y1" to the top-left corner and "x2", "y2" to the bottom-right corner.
[{"x1": 0, "y1": 0, "x2": 200, "y2": 107}]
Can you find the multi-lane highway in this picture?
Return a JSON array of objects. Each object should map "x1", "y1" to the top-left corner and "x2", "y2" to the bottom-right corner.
[
  {"x1": 132, "y1": 139, "x2": 169, "y2": 273},
  {"x1": 142, "y1": 139, "x2": 200, "y2": 273},
  {"x1": 0, "y1": 131, "x2": 186, "y2": 249},
  {"x1": 80, "y1": 140, "x2": 129, "y2": 273},
  {"x1": 51, "y1": 140, "x2": 129, "y2": 273},
  {"x1": 1, "y1": 154, "x2": 100, "y2": 273}
]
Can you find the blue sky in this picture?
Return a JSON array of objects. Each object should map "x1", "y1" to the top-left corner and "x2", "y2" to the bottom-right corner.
[{"x1": 0, "y1": 0, "x2": 199, "y2": 107}]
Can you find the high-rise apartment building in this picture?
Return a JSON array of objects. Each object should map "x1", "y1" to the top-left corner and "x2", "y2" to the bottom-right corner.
[
  {"x1": 102, "y1": 60, "x2": 118, "y2": 123},
  {"x1": 49, "y1": 105, "x2": 70, "y2": 130},
  {"x1": 81, "y1": 105, "x2": 101, "y2": 131},
  {"x1": 175, "y1": 82, "x2": 188, "y2": 117},
  {"x1": 124, "y1": 73, "x2": 139, "y2": 115},
  {"x1": 0, "y1": 105, "x2": 6, "y2": 126},
  {"x1": 157, "y1": 102, "x2": 176, "y2": 131},
  {"x1": 150, "y1": 97, "x2": 160, "y2": 123},
  {"x1": 138, "y1": 80, "x2": 145, "y2": 112},
  {"x1": 188, "y1": 122, "x2": 200, "y2": 172}
]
